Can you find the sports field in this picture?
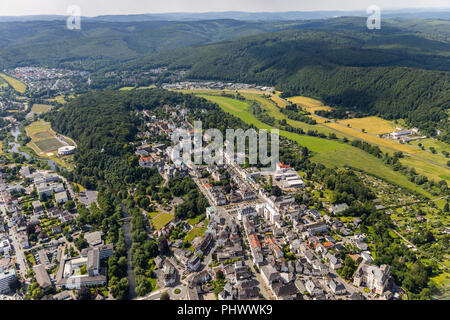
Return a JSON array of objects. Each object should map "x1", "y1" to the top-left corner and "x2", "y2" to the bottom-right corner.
[
  {"x1": 25, "y1": 120, "x2": 68, "y2": 154},
  {"x1": 31, "y1": 104, "x2": 53, "y2": 114},
  {"x1": 34, "y1": 138, "x2": 64, "y2": 153},
  {"x1": 0, "y1": 73, "x2": 26, "y2": 93}
]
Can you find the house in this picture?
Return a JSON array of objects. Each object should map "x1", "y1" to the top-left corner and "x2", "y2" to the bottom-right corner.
[
  {"x1": 361, "y1": 251, "x2": 374, "y2": 264},
  {"x1": 139, "y1": 156, "x2": 154, "y2": 168},
  {"x1": 353, "y1": 218, "x2": 362, "y2": 227},
  {"x1": 390, "y1": 130, "x2": 411, "y2": 139},
  {"x1": 304, "y1": 250, "x2": 315, "y2": 265},
  {"x1": 306, "y1": 222, "x2": 328, "y2": 235},
  {"x1": 84, "y1": 231, "x2": 103, "y2": 247},
  {"x1": 237, "y1": 206, "x2": 256, "y2": 221},
  {"x1": 304, "y1": 279, "x2": 323, "y2": 296},
  {"x1": 353, "y1": 262, "x2": 390, "y2": 294},
  {"x1": 327, "y1": 278, "x2": 346, "y2": 295},
  {"x1": 54, "y1": 191, "x2": 68, "y2": 204},
  {"x1": 218, "y1": 282, "x2": 235, "y2": 300},
  {"x1": 272, "y1": 245, "x2": 284, "y2": 259},
  {"x1": 272, "y1": 281, "x2": 298, "y2": 300},
  {"x1": 33, "y1": 264, "x2": 52, "y2": 288},
  {"x1": 162, "y1": 261, "x2": 177, "y2": 287},
  {"x1": 329, "y1": 203, "x2": 349, "y2": 215},
  {"x1": 188, "y1": 255, "x2": 201, "y2": 271},
  {"x1": 325, "y1": 253, "x2": 342, "y2": 270},
  {"x1": 354, "y1": 240, "x2": 368, "y2": 251},
  {"x1": 260, "y1": 264, "x2": 280, "y2": 286},
  {"x1": 32, "y1": 200, "x2": 44, "y2": 214},
  {"x1": 307, "y1": 209, "x2": 322, "y2": 221}
]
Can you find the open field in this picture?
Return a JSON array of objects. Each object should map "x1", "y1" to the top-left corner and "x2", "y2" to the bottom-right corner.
[
  {"x1": 410, "y1": 138, "x2": 450, "y2": 156},
  {"x1": 151, "y1": 212, "x2": 174, "y2": 230},
  {"x1": 196, "y1": 94, "x2": 345, "y2": 153},
  {"x1": 31, "y1": 104, "x2": 53, "y2": 114},
  {"x1": 258, "y1": 94, "x2": 450, "y2": 182},
  {"x1": 338, "y1": 116, "x2": 398, "y2": 135},
  {"x1": 24, "y1": 120, "x2": 75, "y2": 169},
  {"x1": 194, "y1": 93, "x2": 433, "y2": 198},
  {"x1": 34, "y1": 138, "x2": 64, "y2": 153},
  {"x1": 119, "y1": 86, "x2": 135, "y2": 91},
  {"x1": 185, "y1": 227, "x2": 206, "y2": 243},
  {"x1": 33, "y1": 131, "x2": 53, "y2": 139},
  {"x1": 0, "y1": 77, "x2": 7, "y2": 90},
  {"x1": 286, "y1": 96, "x2": 332, "y2": 113},
  {"x1": 47, "y1": 94, "x2": 75, "y2": 104},
  {"x1": 0, "y1": 73, "x2": 26, "y2": 93}
]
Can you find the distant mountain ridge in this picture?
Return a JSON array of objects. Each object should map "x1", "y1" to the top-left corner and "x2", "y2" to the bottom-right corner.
[{"x1": 0, "y1": 8, "x2": 449, "y2": 22}]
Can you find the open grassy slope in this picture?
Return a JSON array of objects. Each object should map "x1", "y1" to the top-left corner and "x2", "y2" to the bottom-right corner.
[
  {"x1": 195, "y1": 93, "x2": 433, "y2": 198},
  {"x1": 0, "y1": 72, "x2": 26, "y2": 93}
]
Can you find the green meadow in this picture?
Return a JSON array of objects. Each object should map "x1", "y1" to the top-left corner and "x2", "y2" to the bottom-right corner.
[{"x1": 196, "y1": 93, "x2": 433, "y2": 198}]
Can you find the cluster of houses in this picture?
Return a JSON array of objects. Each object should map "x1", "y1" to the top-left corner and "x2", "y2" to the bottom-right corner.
[
  {"x1": 388, "y1": 128, "x2": 422, "y2": 143},
  {"x1": 4, "y1": 67, "x2": 89, "y2": 95},
  {"x1": 162, "y1": 81, "x2": 274, "y2": 93}
]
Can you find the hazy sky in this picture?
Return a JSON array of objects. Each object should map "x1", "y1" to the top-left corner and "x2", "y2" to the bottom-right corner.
[{"x1": 0, "y1": 0, "x2": 449, "y2": 16}]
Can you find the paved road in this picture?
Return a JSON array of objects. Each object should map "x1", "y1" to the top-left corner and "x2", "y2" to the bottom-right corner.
[
  {"x1": 121, "y1": 205, "x2": 137, "y2": 299},
  {"x1": 8, "y1": 224, "x2": 28, "y2": 278}
]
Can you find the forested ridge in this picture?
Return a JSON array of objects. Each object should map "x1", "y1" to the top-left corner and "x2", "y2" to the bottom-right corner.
[{"x1": 118, "y1": 19, "x2": 450, "y2": 140}]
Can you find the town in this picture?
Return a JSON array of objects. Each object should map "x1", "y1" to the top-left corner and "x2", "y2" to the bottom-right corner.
[{"x1": 0, "y1": 67, "x2": 447, "y2": 302}]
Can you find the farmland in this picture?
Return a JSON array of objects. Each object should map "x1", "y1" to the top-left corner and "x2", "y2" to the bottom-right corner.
[
  {"x1": 31, "y1": 104, "x2": 53, "y2": 114},
  {"x1": 0, "y1": 72, "x2": 27, "y2": 93},
  {"x1": 47, "y1": 94, "x2": 76, "y2": 104},
  {"x1": 255, "y1": 93, "x2": 450, "y2": 184},
  {"x1": 193, "y1": 92, "x2": 433, "y2": 198},
  {"x1": 338, "y1": 116, "x2": 398, "y2": 135}
]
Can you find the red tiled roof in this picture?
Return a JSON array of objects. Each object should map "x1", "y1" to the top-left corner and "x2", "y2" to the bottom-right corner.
[
  {"x1": 249, "y1": 234, "x2": 261, "y2": 248},
  {"x1": 278, "y1": 162, "x2": 290, "y2": 169}
]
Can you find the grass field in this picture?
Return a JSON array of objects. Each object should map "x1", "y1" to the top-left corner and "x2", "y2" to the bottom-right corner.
[
  {"x1": 34, "y1": 131, "x2": 53, "y2": 139},
  {"x1": 410, "y1": 138, "x2": 450, "y2": 156},
  {"x1": 47, "y1": 94, "x2": 75, "y2": 104},
  {"x1": 185, "y1": 227, "x2": 206, "y2": 243},
  {"x1": 194, "y1": 93, "x2": 433, "y2": 198},
  {"x1": 0, "y1": 77, "x2": 7, "y2": 90},
  {"x1": 24, "y1": 120, "x2": 75, "y2": 169},
  {"x1": 147, "y1": 210, "x2": 160, "y2": 219},
  {"x1": 260, "y1": 95, "x2": 450, "y2": 183},
  {"x1": 151, "y1": 212, "x2": 174, "y2": 230},
  {"x1": 197, "y1": 94, "x2": 345, "y2": 153},
  {"x1": 338, "y1": 116, "x2": 398, "y2": 135},
  {"x1": 34, "y1": 138, "x2": 64, "y2": 152},
  {"x1": 31, "y1": 104, "x2": 53, "y2": 114},
  {"x1": 0, "y1": 73, "x2": 26, "y2": 93}
]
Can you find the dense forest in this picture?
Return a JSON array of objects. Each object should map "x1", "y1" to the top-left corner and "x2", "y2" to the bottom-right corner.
[
  {"x1": 118, "y1": 18, "x2": 449, "y2": 140},
  {"x1": 47, "y1": 89, "x2": 214, "y2": 188}
]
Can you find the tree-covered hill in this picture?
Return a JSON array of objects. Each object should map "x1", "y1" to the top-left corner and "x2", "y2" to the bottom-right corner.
[
  {"x1": 0, "y1": 19, "x2": 317, "y2": 70},
  {"x1": 118, "y1": 18, "x2": 449, "y2": 140}
]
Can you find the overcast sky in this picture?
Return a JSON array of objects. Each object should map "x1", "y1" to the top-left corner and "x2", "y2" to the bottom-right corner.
[{"x1": 0, "y1": 0, "x2": 449, "y2": 16}]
